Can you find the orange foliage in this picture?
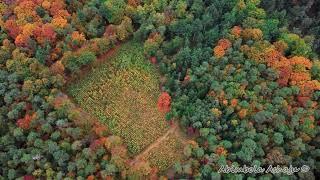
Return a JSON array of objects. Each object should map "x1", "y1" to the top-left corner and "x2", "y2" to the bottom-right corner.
[
  {"x1": 14, "y1": 1, "x2": 38, "y2": 21},
  {"x1": 42, "y1": 0, "x2": 51, "y2": 10},
  {"x1": 290, "y1": 72, "x2": 311, "y2": 84},
  {"x1": 298, "y1": 81, "x2": 320, "y2": 97},
  {"x1": 240, "y1": 44, "x2": 266, "y2": 63},
  {"x1": 217, "y1": 39, "x2": 232, "y2": 50},
  {"x1": 265, "y1": 49, "x2": 282, "y2": 66},
  {"x1": 268, "y1": 53, "x2": 317, "y2": 97},
  {"x1": 87, "y1": 175, "x2": 95, "y2": 180},
  {"x1": 238, "y1": 109, "x2": 247, "y2": 119},
  {"x1": 90, "y1": 137, "x2": 108, "y2": 151},
  {"x1": 263, "y1": 41, "x2": 318, "y2": 98},
  {"x1": 277, "y1": 67, "x2": 292, "y2": 87},
  {"x1": 273, "y1": 40, "x2": 288, "y2": 53},
  {"x1": 215, "y1": 146, "x2": 228, "y2": 156},
  {"x1": 105, "y1": 176, "x2": 113, "y2": 180},
  {"x1": 213, "y1": 45, "x2": 225, "y2": 58},
  {"x1": 230, "y1": 99, "x2": 238, "y2": 107},
  {"x1": 49, "y1": 0, "x2": 66, "y2": 16},
  {"x1": 289, "y1": 56, "x2": 312, "y2": 69},
  {"x1": 50, "y1": 61, "x2": 65, "y2": 75},
  {"x1": 52, "y1": 16, "x2": 67, "y2": 28},
  {"x1": 71, "y1": 31, "x2": 86, "y2": 42},
  {"x1": 16, "y1": 113, "x2": 36, "y2": 130},
  {"x1": 22, "y1": 23, "x2": 36, "y2": 36},
  {"x1": 55, "y1": 10, "x2": 70, "y2": 19},
  {"x1": 33, "y1": 24, "x2": 56, "y2": 44},
  {"x1": 236, "y1": 26, "x2": 319, "y2": 100},
  {"x1": 128, "y1": 0, "x2": 140, "y2": 7},
  {"x1": 4, "y1": 19, "x2": 21, "y2": 39},
  {"x1": 15, "y1": 34, "x2": 29, "y2": 47},
  {"x1": 157, "y1": 92, "x2": 171, "y2": 113},
  {"x1": 270, "y1": 56, "x2": 290, "y2": 69},
  {"x1": 222, "y1": 99, "x2": 228, "y2": 106},
  {"x1": 15, "y1": 23, "x2": 35, "y2": 46},
  {"x1": 148, "y1": 32, "x2": 162, "y2": 43},
  {"x1": 242, "y1": 28, "x2": 263, "y2": 40},
  {"x1": 93, "y1": 122, "x2": 109, "y2": 137},
  {"x1": 231, "y1": 26, "x2": 242, "y2": 38}
]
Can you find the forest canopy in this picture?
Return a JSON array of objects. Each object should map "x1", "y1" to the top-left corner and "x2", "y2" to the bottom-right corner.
[{"x1": 0, "y1": 0, "x2": 319, "y2": 179}]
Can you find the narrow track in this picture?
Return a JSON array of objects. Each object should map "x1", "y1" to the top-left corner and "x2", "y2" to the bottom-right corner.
[{"x1": 129, "y1": 122, "x2": 182, "y2": 166}]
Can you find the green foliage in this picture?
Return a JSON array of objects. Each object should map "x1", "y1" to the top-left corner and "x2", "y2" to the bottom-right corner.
[
  {"x1": 261, "y1": 0, "x2": 320, "y2": 53},
  {"x1": 279, "y1": 33, "x2": 312, "y2": 57},
  {"x1": 236, "y1": 138, "x2": 257, "y2": 162},
  {"x1": 273, "y1": 132, "x2": 284, "y2": 145},
  {"x1": 311, "y1": 61, "x2": 320, "y2": 80},
  {"x1": 62, "y1": 51, "x2": 96, "y2": 72},
  {"x1": 104, "y1": 0, "x2": 126, "y2": 24},
  {"x1": 1, "y1": 0, "x2": 320, "y2": 179}
]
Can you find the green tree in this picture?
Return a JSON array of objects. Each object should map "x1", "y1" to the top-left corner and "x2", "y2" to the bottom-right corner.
[{"x1": 104, "y1": 0, "x2": 126, "y2": 24}]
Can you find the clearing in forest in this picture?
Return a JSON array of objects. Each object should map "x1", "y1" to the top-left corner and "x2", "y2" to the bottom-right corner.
[{"x1": 67, "y1": 42, "x2": 186, "y2": 171}]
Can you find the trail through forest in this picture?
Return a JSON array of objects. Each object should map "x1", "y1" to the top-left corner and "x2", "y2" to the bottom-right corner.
[{"x1": 130, "y1": 122, "x2": 178, "y2": 165}]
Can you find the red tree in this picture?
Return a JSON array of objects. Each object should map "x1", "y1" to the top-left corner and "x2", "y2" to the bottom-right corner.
[
  {"x1": 33, "y1": 24, "x2": 56, "y2": 44},
  {"x1": 4, "y1": 19, "x2": 21, "y2": 39},
  {"x1": 149, "y1": 56, "x2": 157, "y2": 64},
  {"x1": 16, "y1": 114, "x2": 33, "y2": 129},
  {"x1": 157, "y1": 92, "x2": 171, "y2": 113}
]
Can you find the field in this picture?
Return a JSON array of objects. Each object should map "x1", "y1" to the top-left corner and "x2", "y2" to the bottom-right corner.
[{"x1": 68, "y1": 42, "x2": 170, "y2": 155}]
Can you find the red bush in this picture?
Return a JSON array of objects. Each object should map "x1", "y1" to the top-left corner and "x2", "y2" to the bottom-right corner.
[
  {"x1": 149, "y1": 56, "x2": 157, "y2": 64},
  {"x1": 23, "y1": 175, "x2": 35, "y2": 180},
  {"x1": 16, "y1": 114, "x2": 33, "y2": 130},
  {"x1": 157, "y1": 92, "x2": 171, "y2": 113}
]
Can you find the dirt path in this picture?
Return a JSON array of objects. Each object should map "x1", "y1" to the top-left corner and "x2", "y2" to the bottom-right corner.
[
  {"x1": 129, "y1": 121, "x2": 189, "y2": 167},
  {"x1": 96, "y1": 43, "x2": 121, "y2": 62},
  {"x1": 131, "y1": 124, "x2": 176, "y2": 163}
]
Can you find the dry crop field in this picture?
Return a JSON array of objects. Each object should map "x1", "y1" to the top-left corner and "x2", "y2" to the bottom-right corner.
[{"x1": 68, "y1": 41, "x2": 185, "y2": 170}]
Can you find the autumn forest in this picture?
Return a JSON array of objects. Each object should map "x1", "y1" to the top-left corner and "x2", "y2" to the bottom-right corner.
[{"x1": 0, "y1": 0, "x2": 320, "y2": 179}]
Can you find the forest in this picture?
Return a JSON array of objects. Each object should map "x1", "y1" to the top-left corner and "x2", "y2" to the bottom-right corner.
[{"x1": 0, "y1": 0, "x2": 319, "y2": 179}]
